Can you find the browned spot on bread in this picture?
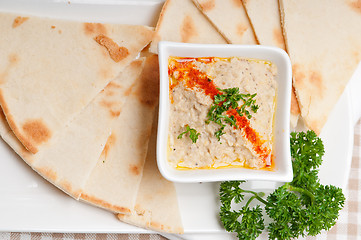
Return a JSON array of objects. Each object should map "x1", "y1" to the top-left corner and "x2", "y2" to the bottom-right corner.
[
  {"x1": 0, "y1": 90, "x2": 38, "y2": 153},
  {"x1": 309, "y1": 71, "x2": 323, "y2": 97},
  {"x1": 129, "y1": 164, "x2": 141, "y2": 176},
  {"x1": 37, "y1": 167, "x2": 57, "y2": 182},
  {"x1": 109, "y1": 110, "x2": 121, "y2": 118},
  {"x1": 100, "y1": 81, "x2": 125, "y2": 117},
  {"x1": 81, "y1": 193, "x2": 131, "y2": 213},
  {"x1": 352, "y1": 50, "x2": 361, "y2": 63},
  {"x1": 181, "y1": 15, "x2": 197, "y2": 43},
  {"x1": 133, "y1": 55, "x2": 160, "y2": 106},
  {"x1": 149, "y1": 221, "x2": 173, "y2": 232},
  {"x1": 237, "y1": 24, "x2": 248, "y2": 38},
  {"x1": 22, "y1": 119, "x2": 52, "y2": 145},
  {"x1": 199, "y1": 0, "x2": 215, "y2": 11},
  {"x1": 0, "y1": 107, "x2": 7, "y2": 124},
  {"x1": 99, "y1": 99, "x2": 121, "y2": 118},
  {"x1": 58, "y1": 30, "x2": 62, "y2": 34},
  {"x1": 107, "y1": 81, "x2": 122, "y2": 89},
  {"x1": 104, "y1": 82, "x2": 122, "y2": 97},
  {"x1": 12, "y1": 16, "x2": 29, "y2": 28},
  {"x1": 290, "y1": 86, "x2": 300, "y2": 115},
  {"x1": 292, "y1": 64, "x2": 305, "y2": 88},
  {"x1": 59, "y1": 180, "x2": 82, "y2": 198},
  {"x1": 101, "y1": 133, "x2": 116, "y2": 159},
  {"x1": 0, "y1": 106, "x2": 34, "y2": 161},
  {"x1": 232, "y1": 0, "x2": 243, "y2": 7},
  {"x1": 99, "y1": 68, "x2": 112, "y2": 79},
  {"x1": 124, "y1": 86, "x2": 133, "y2": 97},
  {"x1": 83, "y1": 23, "x2": 107, "y2": 36},
  {"x1": 51, "y1": 25, "x2": 56, "y2": 29},
  {"x1": 94, "y1": 34, "x2": 129, "y2": 62},
  {"x1": 273, "y1": 28, "x2": 285, "y2": 49},
  {"x1": 349, "y1": 0, "x2": 361, "y2": 13},
  {"x1": 100, "y1": 100, "x2": 115, "y2": 109},
  {"x1": 8, "y1": 54, "x2": 19, "y2": 65}
]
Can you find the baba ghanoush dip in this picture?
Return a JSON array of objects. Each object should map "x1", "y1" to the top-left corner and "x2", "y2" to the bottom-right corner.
[{"x1": 168, "y1": 56, "x2": 277, "y2": 170}]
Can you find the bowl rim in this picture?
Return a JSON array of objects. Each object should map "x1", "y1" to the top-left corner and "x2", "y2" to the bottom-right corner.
[{"x1": 157, "y1": 41, "x2": 293, "y2": 183}]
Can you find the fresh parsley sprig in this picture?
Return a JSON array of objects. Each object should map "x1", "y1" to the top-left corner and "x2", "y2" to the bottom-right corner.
[
  {"x1": 206, "y1": 87, "x2": 258, "y2": 141},
  {"x1": 177, "y1": 125, "x2": 200, "y2": 143},
  {"x1": 219, "y1": 130, "x2": 345, "y2": 240}
]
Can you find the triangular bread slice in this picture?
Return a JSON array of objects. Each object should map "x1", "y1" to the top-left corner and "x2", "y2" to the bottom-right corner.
[
  {"x1": 0, "y1": 12, "x2": 153, "y2": 153},
  {"x1": 192, "y1": 0, "x2": 257, "y2": 44},
  {"x1": 148, "y1": 0, "x2": 227, "y2": 54},
  {"x1": 118, "y1": 114, "x2": 183, "y2": 234},
  {"x1": 241, "y1": 0, "x2": 300, "y2": 127},
  {"x1": 279, "y1": 0, "x2": 361, "y2": 134},
  {"x1": 242, "y1": 0, "x2": 285, "y2": 49},
  {"x1": 0, "y1": 59, "x2": 145, "y2": 199},
  {"x1": 80, "y1": 55, "x2": 160, "y2": 214}
]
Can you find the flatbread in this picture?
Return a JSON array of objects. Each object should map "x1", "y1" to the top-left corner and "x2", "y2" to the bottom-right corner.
[
  {"x1": 241, "y1": 0, "x2": 300, "y2": 127},
  {"x1": 279, "y1": 0, "x2": 361, "y2": 134},
  {"x1": 148, "y1": 0, "x2": 227, "y2": 54},
  {"x1": 192, "y1": 0, "x2": 257, "y2": 44},
  {"x1": 118, "y1": 113, "x2": 183, "y2": 234},
  {"x1": 0, "y1": 59, "x2": 145, "y2": 199},
  {"x1": 242, "y1": 0, "x2": 285, "y2": 49},
  {"x1": 0, "y1": 12, "x2": 153, "y2": 153},
  {"x1": 80, "y1": 55, "x2": 160, "y2": 214}
]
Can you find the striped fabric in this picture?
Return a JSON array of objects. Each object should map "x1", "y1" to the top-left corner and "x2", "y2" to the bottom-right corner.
[{"x1": 0, "y1": 233, "x2": 167, "y2": 240}]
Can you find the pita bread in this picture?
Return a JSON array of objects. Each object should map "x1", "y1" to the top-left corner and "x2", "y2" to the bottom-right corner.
[
  {"x1": 241, "y1": 0, "x2": 300, "y2": 127},
  {"x1": 80, "y1": 55, "x2": 160, "y2": 214},
  {"x1": 148, "y1": 0, "x2": 227, "y2": 54},
  {"x1": 192, "y1": 0, "x2": 257, "y2": 44},
  {"x1": 118, "y1": 113, "x2": 183, "y2": 234},
  {"x1": 289, "y1": 86, "x2": 300, "y2": 128},
  {"x1": 0, "y1": 59, "x2": 145, "y2": 199},
  {"x1": 0, "y1": 12, "x2": 153, "y2": 153},
  {"x1": 242, "y1": 0, "x2": 285, "y2": 49},
  {"x1": 279, "y1": 0, "x2": 361, "y2": 134}
]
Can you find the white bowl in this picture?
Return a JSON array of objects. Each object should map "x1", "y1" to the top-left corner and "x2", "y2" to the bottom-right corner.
[{"x1": 157, "y1": 41, "x2": 293, "y2": 183}]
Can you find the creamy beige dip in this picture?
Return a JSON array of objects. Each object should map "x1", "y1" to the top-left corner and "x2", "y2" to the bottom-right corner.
[{"x1": 168, "y1": 57, "x2": 277, "y2": 170}]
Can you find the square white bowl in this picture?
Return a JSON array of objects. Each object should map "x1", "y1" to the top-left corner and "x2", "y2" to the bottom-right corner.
[{"x1": 157, "y1": 41, "x2": 293, "y2": 183}]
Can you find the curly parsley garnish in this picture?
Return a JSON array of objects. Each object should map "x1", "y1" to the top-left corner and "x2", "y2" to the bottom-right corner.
[
  {"x1": 177, "y1": 125, "x2": 200, "y2": 143},
  {"x1": 219, "y1": 130, "x2": 345, "y2": 240},
  {"x1": 206, "y1": 87, "x2": 258, "y2": 141}
]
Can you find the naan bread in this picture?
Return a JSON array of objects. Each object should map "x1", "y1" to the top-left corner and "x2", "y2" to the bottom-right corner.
[
  {"x1": 241, "y1": 0, "x2": 300, "y2": 127},
  {"x1": 0, "y1": 12, "x2": 153, "y2": 153},
  {"x1": 279, "y1": 0, "x2": 361, "y2": 134},
  {"x1": 0, "y1": 59, "x2": 145, "y2": 199},
  {"x1": 192, "y1": 0, "x2": 257, "y2": 44},
  {"x1": 118, "y1": 114, "x2": 183, "y2": 234},
  {"x1": 80, "y1": 55, "x2": 160, "y2": 214},
  {"x1": 149, "y1": 0, "x2": 227, "y2": 53}
]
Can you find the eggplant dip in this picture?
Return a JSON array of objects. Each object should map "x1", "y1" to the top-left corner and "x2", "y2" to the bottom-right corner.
[{"x1": 168, "y1": 56, "x2": 277, "y2": 170}]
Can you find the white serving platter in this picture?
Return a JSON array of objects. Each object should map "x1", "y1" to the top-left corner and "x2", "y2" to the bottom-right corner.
[{"x1": 0, "y1": 0, "x2": 356, "y2": 239}]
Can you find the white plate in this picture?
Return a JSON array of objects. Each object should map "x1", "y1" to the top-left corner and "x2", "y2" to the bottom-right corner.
[{"x1": 0, "y1": 0, "x2": 354, "y2": 236}]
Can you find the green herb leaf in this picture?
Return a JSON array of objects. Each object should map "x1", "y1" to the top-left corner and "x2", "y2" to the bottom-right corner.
[
  {"x1": 206, "y1": 87, "x2": 258, "y2": 141},
  {"x1": 177, "y1": 125, "x2": 200, "y2": 143},
  {"x1": 219, "y1": 130, "x2": 345, "y2": 240}
]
